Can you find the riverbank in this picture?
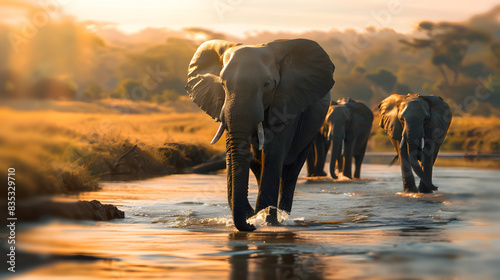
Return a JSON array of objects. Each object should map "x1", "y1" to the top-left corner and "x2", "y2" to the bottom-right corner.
[
  {"x1": 2, "y1": 99, "x2": 500, "y2": 199},
  {"x1": 0, "y1": 99, "x2": 222, "y2": 199}
]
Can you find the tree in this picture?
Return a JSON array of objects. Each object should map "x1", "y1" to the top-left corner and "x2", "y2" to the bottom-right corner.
[
  {"x1": 400, "y1": 21, "x2": 490, "y2": 85},
  {"x1": 365, "y1": 68, "x2": 397, "y2": 93},
  {"x1": 81, "y1": 83, "x2": 102, "y2": 100},
  {"x1": 332, "y1": 75, "x2": 373, "y2": 105},
  {"x1": 460, "y1": 62, "x2": 489, "y2": 78},
  {"x1": 112, "y1": 78, "x2": 145, "y2": 100},
  {"x1": 0, "y1": 70, "x2": 18, "y2": 99},
  {"x1": 395, "y1": 84, "x2": 412, "y2": 94},
  {"x1": 30, "y1": 78, "x2": 77, "y2": 99}
]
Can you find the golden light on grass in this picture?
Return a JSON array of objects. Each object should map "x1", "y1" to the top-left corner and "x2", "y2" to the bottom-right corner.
[{"x1": 0, "y1": 99, "x2": 223, "y2": 198}]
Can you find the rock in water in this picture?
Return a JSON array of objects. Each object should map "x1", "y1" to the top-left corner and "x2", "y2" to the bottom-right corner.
[{"x1": 15, "y1": 199, "x2": 125, "y2": 221}]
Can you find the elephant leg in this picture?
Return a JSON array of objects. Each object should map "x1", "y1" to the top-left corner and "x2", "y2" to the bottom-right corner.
[
  {"x1": 323, "y1": 139, "x2": 330, "y2": 163},
  {"x1": 417, "y1": 155, "x2": 433, "y2": 193},
  {"x1": 394, "y1": 139, "x2": 417, "y2": 193},
  {"x1": 418, "y1": 141, "x2": 441, "y2": 193},
  {"x1": 353, "y1": 138, "x2": 368, "y2": 179},
  {"x1": 342, "y1": 139, "x2": 355, "y2": 179},
  {"x1": 278, "y1": 143, "x2": 312, "y2": 214},
  {"x1": 306, "y1": 142, "x2": 318, "y2": 177},
  {"x1": 255, "y1": 142, "x2": 287, "y2": 214},
  {"x1": 315, "y1": 136, "x2": 328, "y2": 176},
  {"x1": 337, "y1": 141, "x2": 344, "y2": 175},
  {"x1": 429, "y1": 142, "x2": 443, "y2": 190},
  {"x1": 306, "y1": 135, "x2": 327, "y2": 177}
]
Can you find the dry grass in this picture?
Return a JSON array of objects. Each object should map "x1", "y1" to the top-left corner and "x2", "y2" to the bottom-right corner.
[
  {"x1": 0, "y1": 99, "x2": 223, "y2": 198},
  {"x1": 442, "y1": 116, "x2": 500, "y2": 153}
]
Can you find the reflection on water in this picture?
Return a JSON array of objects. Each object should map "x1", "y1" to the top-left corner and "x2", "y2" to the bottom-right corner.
[
  {"x1": 4, "y1": 164, "x2": 500, "y2": 279},
  {"x1": 226, "y1": 232, "x2": 323, "y2": 280}
]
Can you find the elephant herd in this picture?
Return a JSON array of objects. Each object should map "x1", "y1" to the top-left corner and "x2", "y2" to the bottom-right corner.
[
  {"x1": 306, "y1": 97, "x2": 373, "y2": 180},
  {"x1": 185, "y1": 39, "x2": 452, "y2": 231}
]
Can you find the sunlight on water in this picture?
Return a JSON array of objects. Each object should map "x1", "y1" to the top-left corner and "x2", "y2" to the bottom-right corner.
[{"x1": 5, "y1": 164, "x2": 500, "y2": 279}]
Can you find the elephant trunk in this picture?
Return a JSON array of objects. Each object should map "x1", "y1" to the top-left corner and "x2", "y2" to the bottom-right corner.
[
  {"x1": 329, "y1": 126, "x2": 344, "y2": 179},
  {"x1": 226, "y1": 132, "x2": 256, "y2": 231},
  {"x1": 404, "y1": 127, "x2": 433, "y2": 192}
]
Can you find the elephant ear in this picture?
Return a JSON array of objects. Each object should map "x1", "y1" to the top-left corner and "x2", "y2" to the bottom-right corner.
[
  {"x1": 185, "y1": 40, "x2": 241, "y2": 121},
  {"x1": 267, "y1": 39, "x2": 335, "y2": 123},
  {"x1": 420, "y1": 95, "x2": 453, "y2": 143},
  {"x1": 345, "y1": 101, "x2": 374, "y2": 141},
  {"x1": 378, "y1": 94, "x2": 405, "y2": 141}
]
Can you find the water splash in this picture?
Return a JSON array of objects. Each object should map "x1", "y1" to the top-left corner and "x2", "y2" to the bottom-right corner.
[
  {"x1": 153, "y1": 215, "x2": 234, "y2": 229},
  {"x1": 247, "y1": 207, "x2": 290, "y2": 228}
]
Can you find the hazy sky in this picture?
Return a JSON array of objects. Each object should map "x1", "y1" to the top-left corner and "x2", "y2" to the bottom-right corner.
[{"x1": 52, "y1": 1, "x2": 500, "y2": 35}]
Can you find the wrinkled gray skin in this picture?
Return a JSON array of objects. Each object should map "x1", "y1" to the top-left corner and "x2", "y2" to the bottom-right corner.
[
  {"x1": 186, "y1": 39, "x2": 335, "y2": 231},
  {"x1": 307, "y1": 98, "x2": 373, "y2": 179},
  {"x1": 378, "y1": 93, "x2": 452, "y2": 193}
]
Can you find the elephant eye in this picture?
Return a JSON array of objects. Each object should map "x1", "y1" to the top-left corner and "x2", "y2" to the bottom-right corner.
[
  {"x1": 263, "y1": 80, "x2": 274, "y2": 92},
  {"x1": 423, "y1": 113, "x2": 430, "y2": 122}
]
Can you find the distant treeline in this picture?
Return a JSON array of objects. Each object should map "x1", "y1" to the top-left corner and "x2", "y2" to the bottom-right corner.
[{"x1": 1, "y1": 5, "x2": 499, "y2": 116}]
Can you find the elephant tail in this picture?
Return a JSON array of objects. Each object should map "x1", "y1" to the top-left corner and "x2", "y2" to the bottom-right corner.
[{"x1": 389, "y1": 155, "x2": 399, "y2": 167}]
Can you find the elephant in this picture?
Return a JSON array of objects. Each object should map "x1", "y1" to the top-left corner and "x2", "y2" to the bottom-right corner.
[
  {"x1": 307, "y1": 98, "x2": 373, "y2": 179},
  {"x1": 378, "y1": 93, "x2": 452, "y2": 193},
  {"x1": 306, "y1": 117, "x2": 330, "y2": 177},
  {"x1": 185, "y1": 39, "x2": 335, "y2": 231}
]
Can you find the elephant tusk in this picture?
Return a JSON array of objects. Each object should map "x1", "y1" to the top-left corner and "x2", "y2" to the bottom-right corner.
[
  {"x1": 257, "y1": 122, "x2": 265, "y2": 150},
  {"x1": 210, "y1": 123, "x2": 225, "y2": 145},
  {"x1": 400, "y1": 134, "x2": 406, "y2": 150},
  {"x1": 421, "y1": 137, "x2": 425, "y2": 150}
]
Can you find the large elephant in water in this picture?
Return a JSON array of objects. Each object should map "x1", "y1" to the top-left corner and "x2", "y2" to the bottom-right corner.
[
  {"x1": 378, "y1": 93, "x2": 452, "y2": 193},
  {"x1": 186, "y1": 39, "x2": 335, "y2": 231},
  {"x1": 307, "y1": 98, "x2": 373, "y2": 179}
]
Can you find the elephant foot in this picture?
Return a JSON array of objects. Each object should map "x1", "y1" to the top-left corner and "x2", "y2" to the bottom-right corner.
[
  {"x1": 404, "y1": 185, "x2": 418, "y2": 193},
  {"x1": 342, "y1": 169, "x2": 353, "y2": 179},
  {"x1": 317, "y1": 171, "x2": 327, "y2": 176},
  {"x1": 265, "y1": 207, "x2": 281, "y2": 226},
  {"x1": 418, "y1": 181, "x2": 437, "y2": 193},
  {"x1": 419, "y1": 188, "x2": 433, "y2": 194},
  {"x1": 308, "y1": 171, "x2": 327, "y2": 177},
  {"x1": 235, "y1": 222, "x2": 256, "y2": 232}
]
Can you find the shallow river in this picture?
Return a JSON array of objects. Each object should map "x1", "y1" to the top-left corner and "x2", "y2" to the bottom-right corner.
[{"x1": 9, "y1": 164, "x2": 500, "y2": 279}]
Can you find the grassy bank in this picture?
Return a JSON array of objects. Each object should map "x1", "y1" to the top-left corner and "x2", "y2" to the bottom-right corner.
[
  {"x1": 442, "y1": 116, "x2": 500, "y2": 153},
  {"x1": 0, "y1": 99, "x2": 222, "y2": 199}
]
